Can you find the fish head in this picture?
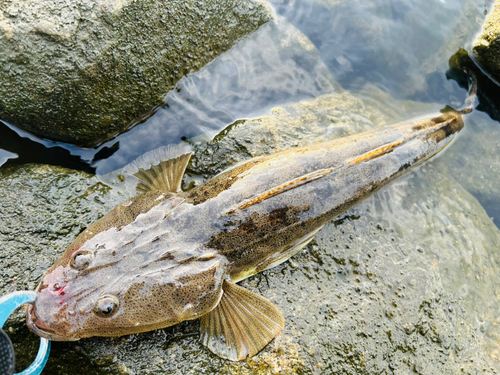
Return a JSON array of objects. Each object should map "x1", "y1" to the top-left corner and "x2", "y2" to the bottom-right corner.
[{"x1": 27, "y1": 192, "x2": 228, "y2": 340}]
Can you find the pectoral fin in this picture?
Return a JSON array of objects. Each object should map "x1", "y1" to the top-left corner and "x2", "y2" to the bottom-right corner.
[
  {"x1": 200, "y1": 280, "x2": 285, "y2": 361},
  {"x1": 98, "y1": 143, "x2": 193, "y2": 195}
]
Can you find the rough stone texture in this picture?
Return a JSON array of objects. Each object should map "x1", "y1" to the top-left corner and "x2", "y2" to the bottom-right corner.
[
  {"x1": 2, "y1": 92, "x2": 500, "y2": 373},
  {"x1": 93, "y1": 15, "x2": 342, "y2": 175},
  {"x1": 473, "y1": 1, "x2": 500, "y2": 84},
  {"x1": 0, "y1": 0, "x2": 273, "y2": 146}
]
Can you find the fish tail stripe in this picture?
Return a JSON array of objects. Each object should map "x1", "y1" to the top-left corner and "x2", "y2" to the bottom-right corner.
[
  {"x1": 236, "y1": 168, "x2": 335, "y2": 212},
  {"x1": 347, "y1": 140, "x2": 403, "y2": 165}
]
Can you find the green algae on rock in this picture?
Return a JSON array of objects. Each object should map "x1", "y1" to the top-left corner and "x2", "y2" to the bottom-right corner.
[
  {"x1": 472, "y1": 1, "x2": 500, "y2": 84},
  {"x1": 0, "y1": 0, "x2": 273, "y2": 146}
]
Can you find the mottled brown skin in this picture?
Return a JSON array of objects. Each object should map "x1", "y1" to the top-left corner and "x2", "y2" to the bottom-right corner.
[{"x1": 27, "y1": 110, "x2": 464, "y2": 341}]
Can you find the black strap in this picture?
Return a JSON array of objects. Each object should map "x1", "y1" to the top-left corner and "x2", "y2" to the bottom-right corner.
[{"x1": 0, "y1": 328, "x2": 15, "y2": 375}]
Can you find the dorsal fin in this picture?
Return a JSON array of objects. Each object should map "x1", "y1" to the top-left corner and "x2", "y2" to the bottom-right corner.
[
  {"x1": 200, "y1": 280, "x2": 285, "y2": 361},
  {"x1": 97, "y1": 143, "x2": 193, "y2": 195}
]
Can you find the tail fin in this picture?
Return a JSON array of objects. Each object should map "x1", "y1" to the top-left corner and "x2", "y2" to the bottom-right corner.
[{"x1": 459, "y1": 70, "x2": 477, "y2": 114}]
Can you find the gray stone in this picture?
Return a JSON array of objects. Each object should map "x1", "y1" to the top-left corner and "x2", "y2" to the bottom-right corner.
[
  {"x1": 472, "y1": 1, "x2": 500, "y2": 84},
  {"x1": 0, "y1": 0, "x2": 273, "y2": 146},
  {"x1": 2, "y1": 92, "x2": 500, "y2": 373},
  {"x1": 95, "y1": 15, "x2": 341, "y2": 175}
]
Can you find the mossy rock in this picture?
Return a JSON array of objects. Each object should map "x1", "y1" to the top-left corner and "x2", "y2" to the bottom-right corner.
[
  {"x1": 0, "y1": 0, "x2": 272, "y2": 146},
  {"x1": 472, "y1": 1, "x2": 500, "y2": 84}
]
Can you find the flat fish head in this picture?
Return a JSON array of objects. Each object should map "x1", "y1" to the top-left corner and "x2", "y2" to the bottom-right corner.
[{"x1": 27, "y1": 193, "x2": 228, "y2": 341}]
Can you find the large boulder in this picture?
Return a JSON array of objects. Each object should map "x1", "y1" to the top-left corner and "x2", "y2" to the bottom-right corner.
[
  {"x1": 472, "y1": 1, "x2": 500, "y2": 84},
  {"x1": 0, "y1": 0, "x2": 273, "y2": 146},
  {"x1": 2, "y1": 90, "x2": 500, "y2": 373},
  {"x1": 93, "y1": 15, "x2": 341, "y2": 175}
]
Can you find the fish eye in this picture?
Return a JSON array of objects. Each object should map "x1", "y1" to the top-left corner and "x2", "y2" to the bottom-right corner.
[
  {"x1": 94, "y1": 295, "x2": 119, "y2": 318},
  {"x1": 70, "y1": 251, "x2": 92, "y2": 270}
]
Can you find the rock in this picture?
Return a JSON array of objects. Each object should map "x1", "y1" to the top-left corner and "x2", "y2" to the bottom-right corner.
[
  {"x1": 93, "y1": 15, "x2": 341, "y2": 175},
  {"x1": 2, "y1": 92, "x2": 500, "y2": 373},
  {"x1": 472, "y1": 1, "x2": 500, "y2": 84},
  {"x1": 187, "y1": 85, "x2": 440, "y2": 178},
  {"x1": 0, "y1": 0, "x2": 273, "y2": 146},
  {"x1": 0, "y1": 165, "x2": 125, "y2": 296},
  {"x1": 447, "y1": 48, "x2": 500, "y2": 123},
  {"x1": 444, "y1": 49, "x2": 500, "y2": 226}
]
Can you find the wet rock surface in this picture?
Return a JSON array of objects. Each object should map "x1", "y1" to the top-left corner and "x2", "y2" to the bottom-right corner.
[
  {"x1": 2, "y1": 92, "x2": 500, "y2": 373},
  {"x1": 94, "y1": 16, "x2": 341, "y2": 175},
  {"x1": 473, "y1": 1, "x2": 500, "y2": 84},
  {"x1": 0, "y1": 0, "x2": 272, "y2": 146}
]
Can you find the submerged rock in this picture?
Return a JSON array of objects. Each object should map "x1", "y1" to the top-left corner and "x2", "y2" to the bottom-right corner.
[
  {"x1": 472, "y1": 1, "x2": 500, "y2": 84},
  {"x1": 1, "y1": 92, "x2": 500, "y2": 373},
  {"x1": 0, "y1": 0, "x2": 272, "y2": 146},
  {"x1": 188, "y1": 85, "x2": 439, "y2": 177},
  {"x1": 438, "y1": 110, "x2": 500, "y2": 228},
  {"x1": 268, "y1": 0, "x2": 493, "y2": 99}
]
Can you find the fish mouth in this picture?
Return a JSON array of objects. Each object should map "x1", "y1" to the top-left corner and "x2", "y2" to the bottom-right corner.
[{"x1": 26, "y1": 304, "x2": 79, "y2": 342}]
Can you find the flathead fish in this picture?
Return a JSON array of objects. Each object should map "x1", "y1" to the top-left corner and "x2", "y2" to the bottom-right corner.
[{"x1": 27, "y1": 102, "x2": 472, "y2": 361}]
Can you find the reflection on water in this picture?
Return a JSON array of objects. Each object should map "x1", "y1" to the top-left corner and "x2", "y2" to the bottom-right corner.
[
  {"x1": 0, "y1": 1, "x2": 498, "y2": 221},
  {"x1": 92, "y1": 17, "x2": 339, "y2": 174},
  {"x1": 268, "y1": 0, "x2": 492, "y2": 101},
  {"x1": 1, "y1": 0, "x2": 498, "y2": 221}
]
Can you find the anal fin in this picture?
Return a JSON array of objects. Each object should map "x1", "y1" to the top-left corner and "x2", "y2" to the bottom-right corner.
[
  {"x1": 232, "y1": 225, "x2": 325, "y2": 283},
  {"x1": 256, "y1": 225, "x2": 324, "y2": 274},
  {"x1": 200, "y1": 280, "x2": 285, "y2": 361}
]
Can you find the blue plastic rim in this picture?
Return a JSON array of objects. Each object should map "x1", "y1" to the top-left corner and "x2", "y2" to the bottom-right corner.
[{"x1": 0, "y1": 291, "x2": 51, "y2": 375}]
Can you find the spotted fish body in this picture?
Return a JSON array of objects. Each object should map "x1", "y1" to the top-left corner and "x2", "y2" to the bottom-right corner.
[{"x1": 27, "y1": 109, "x2": 466, "y2": 361}]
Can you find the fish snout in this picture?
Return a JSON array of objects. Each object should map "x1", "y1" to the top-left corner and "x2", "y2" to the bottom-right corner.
[
  {"x1": 26, "y1": 301, "x2": 78, "y2": 341},
  {"x1": 26, "y1": 267, "x2": 80, "y2": 341}
]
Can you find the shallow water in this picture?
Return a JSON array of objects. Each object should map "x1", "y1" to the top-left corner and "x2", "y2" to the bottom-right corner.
[
  {"x1": 1, "y1": 0, "x2": 500, "y2": 373},
  {"x1": 1, "y1": 0, "x2": 498, "y2": 191}
]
